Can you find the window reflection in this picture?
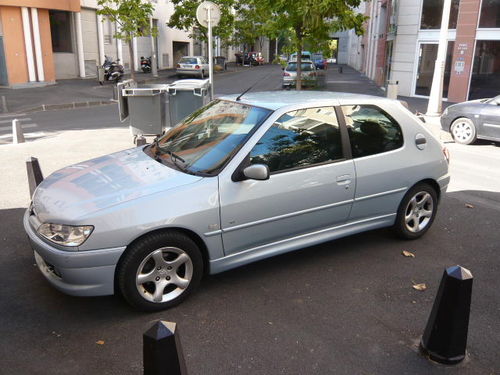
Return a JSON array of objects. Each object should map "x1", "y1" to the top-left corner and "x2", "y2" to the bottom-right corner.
[{"x1": 250, "y1": 107, "x2": 343, "y2": 173}]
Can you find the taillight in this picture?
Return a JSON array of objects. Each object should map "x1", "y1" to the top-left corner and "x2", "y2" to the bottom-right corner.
[
  {"x1": 195, "y1": 65, "x2": 200, "y2": 69},
  {"x1": 283, "y1": 72, "x2": 290, "y2": 76},
  {"x1": 442, "y1": 147, "x2": 450, "y2": 163},
  {"x1": 176, "y1": 64, "x2": 180, "y2": 68}
]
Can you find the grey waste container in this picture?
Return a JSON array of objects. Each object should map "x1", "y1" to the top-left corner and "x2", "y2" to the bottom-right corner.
[
  {"x1": 122, "y1": 84, "x2": 169, "y2": 136},
  {"x1": 166, "y1": 79, "x2": 211, "y2": 127}
]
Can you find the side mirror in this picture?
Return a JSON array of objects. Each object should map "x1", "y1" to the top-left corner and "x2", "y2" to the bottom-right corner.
[{"x1": 243, "y1": 164, "x2": 270, "y2": 181}]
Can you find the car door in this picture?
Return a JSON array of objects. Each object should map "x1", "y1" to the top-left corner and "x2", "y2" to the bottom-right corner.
[
  {"x1": 480, "y1": 97, "x2": 500, "y2": 139},
  {"x1": 340, "y1": 104, "x2": 408, "y2": 222},
  {"x1": 218, "y1": 106, "x2": 355, "y2": 256}
]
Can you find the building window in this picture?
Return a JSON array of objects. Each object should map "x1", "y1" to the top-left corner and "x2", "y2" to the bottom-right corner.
[
  {"x1": 420, "y1": 0, "x2": 460, "y2": 29},
  {"x1": 49, "y1": 10, "x2": 72, "y2": 53},
  {"x1": 469, "y1": 40, "x2": 500, "y2": 99},
  {"x1": 479, "y1": 0, "x2": 500, "y2": 28}
]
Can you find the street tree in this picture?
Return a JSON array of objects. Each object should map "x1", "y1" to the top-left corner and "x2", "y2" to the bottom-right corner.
[
  {"x1": 97, "y1": 0, "x2": 156, "y2": 81},
  {"x1": 256, "y1": 0, "x2": 366, "y2": 90},
  {"x1": 168, "y1": 0, "x2": 236, "y2": 45}
]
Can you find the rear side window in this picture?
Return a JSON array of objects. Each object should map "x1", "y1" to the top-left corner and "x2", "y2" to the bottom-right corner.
[
  {"x1": 250, "y1": 106, "x2": 343, "y2": 173},
  {"x1": 341, "y1": 105, "x2": 403, "y2": 158}
]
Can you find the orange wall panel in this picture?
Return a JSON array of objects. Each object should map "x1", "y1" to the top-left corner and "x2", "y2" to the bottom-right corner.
[
  {"x1": 38, "y1": 8, "x2": 55, "y2": 82},
  {"x1": 0, "y1": 6, "x2": 29, "y2": 84},
  {"x1": 0, "y1": 0, "x2": 79, "y2": 12}
]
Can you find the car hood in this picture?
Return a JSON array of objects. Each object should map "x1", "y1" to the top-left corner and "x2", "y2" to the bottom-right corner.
[
  {"x1": 448, "y1": 99, "x2": 486, "y2": 110},
  {"x1": 32, "y1": 147, "x2": 202, "y2": 223}
]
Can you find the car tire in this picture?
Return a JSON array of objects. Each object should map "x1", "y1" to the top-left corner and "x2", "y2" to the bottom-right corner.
[
  {"x1": 117, "y1": 231, "x2": 203, "y2": 311},
  {"x1": 393, "y1": 183, "x2": 438, "y2": 240},
  {"x1": 450, "y1": 117, "x2": 477, "y2": 145}
]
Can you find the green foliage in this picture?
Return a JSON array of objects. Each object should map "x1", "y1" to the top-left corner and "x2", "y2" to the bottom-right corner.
[
  {"x1": 167, "y1": 0, "x2": 236, "y2": 43},
  {"x1": 97, "y1": 0, "x2": 156, "y2": 42}
]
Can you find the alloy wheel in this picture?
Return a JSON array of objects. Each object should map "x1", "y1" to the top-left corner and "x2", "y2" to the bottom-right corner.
[
  {"x1": 404, "y1": 191, "x2": 434, "y2": 233},
  {"x1": 451, "y1": 119, "x2": 475, "y2": 144},
  {"x1": 135, "y1": 247, "x2": 193, "y2": 303}
]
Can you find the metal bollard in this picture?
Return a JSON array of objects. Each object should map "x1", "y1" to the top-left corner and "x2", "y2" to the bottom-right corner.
[
  {"x1": 339, "y1": 66, "x2": 343, "y2": 74},
  {"x1": 420, "y1": 265, "x2": 473, "y2": 365},
  {"x1": 136, "y1": 136, "x2": 147, "y2": 146},
  {"x1": 143, "y1": 321, "x2": 187, "y2": 375},
  {"x1": 26, "y1": 157, "x2": 44, "y2": 198},
  {"x1": 1, "y1": 95, "x2": 8, "y2": 113},
  {"x1": 12, "y1": 119, "x2": 25, "y2": 144}
]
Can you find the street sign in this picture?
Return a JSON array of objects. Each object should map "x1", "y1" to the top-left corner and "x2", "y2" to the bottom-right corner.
[
  {"x1": 196, "y1": 1, "x2": 221, "y2": 28},
  {"x1": 196, "y1": 1, "x2": 220, "y2": 98}
]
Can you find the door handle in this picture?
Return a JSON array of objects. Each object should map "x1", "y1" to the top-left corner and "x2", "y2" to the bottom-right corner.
[{"x1": 336, "y1": 174, "x2": 351, "y2": 185}]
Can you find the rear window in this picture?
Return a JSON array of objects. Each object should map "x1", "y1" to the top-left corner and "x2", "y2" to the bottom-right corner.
[
  {"x1": 286, "y1": 63, "x2": 314, "y2": 72},
  {"x1": 312, "y1": 54, "x2": 323, "y2": 60},
  {"x1": 179, "y1": 57, "x2": 197, "y2": 64}
]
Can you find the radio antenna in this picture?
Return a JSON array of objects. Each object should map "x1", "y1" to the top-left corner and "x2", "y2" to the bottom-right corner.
[{"x1": 236, "y1": 72, "x2": 273, "y2": 101}]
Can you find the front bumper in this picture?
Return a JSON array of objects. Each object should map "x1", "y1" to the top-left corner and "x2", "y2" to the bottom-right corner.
[{"x1": 23, "y1": 209, "x2": 126, "y2": 296}]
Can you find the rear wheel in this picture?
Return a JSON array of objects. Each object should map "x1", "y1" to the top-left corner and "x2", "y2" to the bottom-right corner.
[
  {"x1": 117, "y1": 231, "x2": 203, "y2": 311},
  {"x1": 393, "y1": 183, "x2": 438, "y2": 240},
  {"x1": 450, "y1": 117, "x2": 477, "y2": 145}
]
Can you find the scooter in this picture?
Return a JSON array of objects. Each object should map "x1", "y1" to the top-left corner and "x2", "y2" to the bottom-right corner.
[
  {"x1": 99, "y1": 56, "x2": 124, "y2": 84},
  {"x1": 141, "y1": 56, "x2": 152, "y2": 73}
]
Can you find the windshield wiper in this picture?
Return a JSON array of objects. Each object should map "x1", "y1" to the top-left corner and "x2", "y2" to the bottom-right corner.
[{"x1": 164, "y1": 150, "x2": 185, "y2": 164}]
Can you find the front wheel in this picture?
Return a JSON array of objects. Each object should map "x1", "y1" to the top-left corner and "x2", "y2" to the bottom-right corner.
[
  {"x1": 450, "y1": 117, "x2": 477, "y2": 145},
  {"x1": 393, "y1": 183, "x2": 438, "y2": 240},
  {"x1": 117, "y1": 231, "x2": 203, "y2": 311}
]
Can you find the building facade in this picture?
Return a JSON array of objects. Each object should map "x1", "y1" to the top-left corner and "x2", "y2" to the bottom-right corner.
[
  {"x1": 361, "y1": 0, "x2": 500, "y2": 102},
  {"x1": 0, "y1": 0, "x2": 195, "y2": 86}
]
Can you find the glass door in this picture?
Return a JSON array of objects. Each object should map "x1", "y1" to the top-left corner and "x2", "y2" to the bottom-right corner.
[{"x1": 415, "y1": 42, "x2": 454, "y2": 97}]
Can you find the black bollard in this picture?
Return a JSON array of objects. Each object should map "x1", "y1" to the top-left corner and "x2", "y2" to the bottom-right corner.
[
  {"x1": 420, "y1": 265, "x2": 473, "y2": 365},
  {"x1": 136, "y1": 136, "x2": 147, "y2": 147},
  {"x1": 143, "y1": 321, "x2": 187, "y2": 375},
  {"x1": 26, "y1": 157, "x2": 44, "y2": 198}
]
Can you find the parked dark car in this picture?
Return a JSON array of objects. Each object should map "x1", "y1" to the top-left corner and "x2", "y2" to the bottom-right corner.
[
  {"x1": 312, "y1": 53, "x2": 326, "y2": 69},
  {"x1": 441, "y1": 95, "x2": 500, "y2": 144}
]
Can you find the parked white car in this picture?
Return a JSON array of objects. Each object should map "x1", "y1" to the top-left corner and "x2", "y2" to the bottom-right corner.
[{"x1": 176, "y1": 56, "x2": 209, "y2": 78}]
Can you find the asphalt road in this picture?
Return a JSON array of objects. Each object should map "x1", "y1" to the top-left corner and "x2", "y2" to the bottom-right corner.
[{"x1": 1, "y1": 65, "x2": 499, "y2": 374}]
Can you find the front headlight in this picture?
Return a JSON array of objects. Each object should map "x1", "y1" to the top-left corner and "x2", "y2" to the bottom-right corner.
[{"x1": 37, "y1": 223, "x2": 94, "y2": 247}]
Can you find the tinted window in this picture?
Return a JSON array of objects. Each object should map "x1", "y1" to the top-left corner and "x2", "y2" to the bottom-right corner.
[
  {"x1": 286, "y1": 63, "x2": 314, "y2": 72},
  {"x1": 179, "y1": 57, "x2": 197, "y2": 64},
  {"x1": 250, "y1": 107, "x2": 343, "y2": 173},
  {"x1": 49, "y1": 11, "x2": 73, "y2": 52},
  {"x1": 342, "y1": 105, "x2": 403, "y2": 158}
]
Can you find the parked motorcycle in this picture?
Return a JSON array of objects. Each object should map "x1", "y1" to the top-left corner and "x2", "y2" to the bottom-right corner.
[
  {"x1": 140, "y1": 56, "x2": 152, "y2": 73},
  {"x1": 99, "y1": 56, "x2": 124, "y2": 84}
]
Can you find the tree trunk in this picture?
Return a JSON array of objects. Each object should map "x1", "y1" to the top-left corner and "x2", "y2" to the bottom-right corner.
[
  {"x1": 296, "y1": 37, "x2": 303, "y2": 91},
  {"x1": 128, "y1": 38, "x2": 136, "y2": 81}
]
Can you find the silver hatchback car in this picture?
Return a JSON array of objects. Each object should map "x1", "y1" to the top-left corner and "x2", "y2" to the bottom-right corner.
[{"x1": 24, "y1": 92, "x2": 450, "y2": 311}]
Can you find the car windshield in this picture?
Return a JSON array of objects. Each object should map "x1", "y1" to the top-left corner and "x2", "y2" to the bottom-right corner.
[
  {"x1": 179, "y1": 57, "x2": 197, "y2": 64},
  {"x1": 147, "y1": 100, "x2": 271, "y2": 175},
  {"x1": 286, "y1": 63, "x2": 314, "y2": 72}
]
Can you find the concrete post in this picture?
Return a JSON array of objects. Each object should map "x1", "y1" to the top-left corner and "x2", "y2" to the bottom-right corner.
[
  {"x1": 97, "y1": 14, "x2": 106, "y2": 65},
  {"x1": 26, "y1": 157, "x2": 44, "y2": 197},
  {"x1": 133, "y1": 37, "x2": 139, "y2": 72},
  {"x1": 74, "y1": 12, "x2": 86, "y2": 78},
  {"x1": 12, "y1": 119, "x2": 25, "y2": 144},
  {"x1": 116, "y1": 22, "x2": 123, "y2": 63},
  {"x1": 21, "y1": 7, "x2": 36, "y2": 82},
  {"x1": 426, "y1": 0, "x2": 452, "y2": 116},
  {"x1": 150, "y1": 17, "x2": 158, "y2": 77},
  {"x1": 30, "y1": 8, "x2": 45, "y2": 82}
]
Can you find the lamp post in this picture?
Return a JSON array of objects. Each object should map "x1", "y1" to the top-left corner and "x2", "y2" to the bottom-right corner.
[{"x1": 426, "y1": 0, "x2": 453, "y2": 117}]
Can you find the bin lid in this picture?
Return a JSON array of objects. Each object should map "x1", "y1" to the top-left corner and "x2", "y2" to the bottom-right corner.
[{"x1": 170, "y1": 79, "x2": 210, "y2": 90}]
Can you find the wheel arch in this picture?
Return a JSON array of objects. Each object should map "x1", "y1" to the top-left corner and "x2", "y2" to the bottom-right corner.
[
  {"x1": 412, "y1": 178, "x2": 441, "y2": 202},
  {"x1": 114, "y1": 227, "x2": 211, "y2": 293}
]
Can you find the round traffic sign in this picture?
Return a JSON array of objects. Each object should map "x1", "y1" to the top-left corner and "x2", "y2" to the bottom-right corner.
[{"x1": 196, "y1": 1, "x2": 221, "y2": 28}]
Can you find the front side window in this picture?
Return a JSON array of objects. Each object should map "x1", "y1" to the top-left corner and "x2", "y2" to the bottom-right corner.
[
  {"x1": 250, "y1": 107, "x2": 343, "y2": 173},
  {"x1": 149, "y1": 100, "x2": 271, "y2": 175},
  {"x1": 342, "y1": 105, "x2": 403, "y2": 158}
]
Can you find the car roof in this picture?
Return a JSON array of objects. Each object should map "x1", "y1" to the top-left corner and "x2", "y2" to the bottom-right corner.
[{"x1": 219, "y1": 91, "x2": 393, "y2": 111}]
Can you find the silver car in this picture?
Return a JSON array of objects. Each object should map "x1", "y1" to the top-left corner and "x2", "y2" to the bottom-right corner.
[
  {"x1": 24, "y1": 92, "x2": 450, "y2": 311},
  {"x1": 176, "y1": 56, "x2": 209, "y2": 78},
  {"x1": 282, "y1": 61, "x2": 318, "y2": 88}
]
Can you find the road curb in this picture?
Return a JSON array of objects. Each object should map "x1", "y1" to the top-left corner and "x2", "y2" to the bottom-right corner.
[{"x1": 23, "y1": 100, "x2": 114, "y2": 114}]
